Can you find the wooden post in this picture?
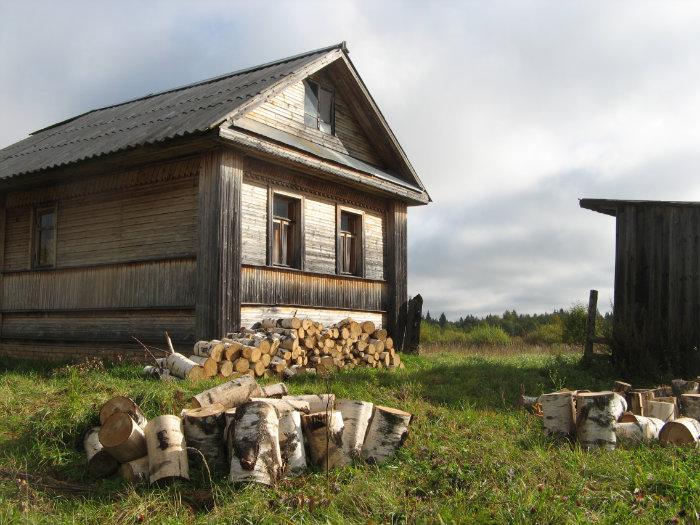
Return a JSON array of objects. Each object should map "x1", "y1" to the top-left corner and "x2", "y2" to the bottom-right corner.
[
  {"x1": 196, "y1": 148, "x2": 243, "y2": 340},
  {"x1": 387, "y1": 201, "x2": 408, "y2": 351},
  {"x1": 404, "y1": 294, "x2": 423, "y2": 354},
  {"x1": 584, "y1": 289, "x2": 598, "y2": 361}
]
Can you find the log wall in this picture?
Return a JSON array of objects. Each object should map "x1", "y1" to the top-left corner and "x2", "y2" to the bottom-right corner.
[{"x1": 0, "y1": 158, "x2": 199, "y2": 359}]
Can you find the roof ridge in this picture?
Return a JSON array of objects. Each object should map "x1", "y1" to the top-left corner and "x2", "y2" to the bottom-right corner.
[{"x1": 30, "y1": 42, "x2": 347, "y2": 136}]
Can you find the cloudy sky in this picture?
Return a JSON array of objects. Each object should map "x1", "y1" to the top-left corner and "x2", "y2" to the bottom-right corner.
[{"x1": 2, "y1": 1, "x2": 700, "y2": 319}]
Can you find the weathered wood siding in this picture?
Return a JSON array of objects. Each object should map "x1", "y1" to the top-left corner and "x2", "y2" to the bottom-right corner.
[
  {"x1": 612, "y1": 203, "x2": 700, "y2": 374},
  {"x1": 246, "y1": 69, "x2": 384, "y2": 167},
  {"x1": 240, "y1": 158, "x2": 388, "y2": 314},
  {"x1": 241, "y1": 306, "x2": 384, "y2": 330},
  {"x1": 241, "y1": 265, "x2": 386, "y2": 312},
  {"x1": 0, "y1": 158, "x2": 199, "y2": 351}
]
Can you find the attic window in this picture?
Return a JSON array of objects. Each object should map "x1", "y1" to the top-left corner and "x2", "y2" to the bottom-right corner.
[{"x1": 304, "y1": 80, "x2": 334, "y2": 134}]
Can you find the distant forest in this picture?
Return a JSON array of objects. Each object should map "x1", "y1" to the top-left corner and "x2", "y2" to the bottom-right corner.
[{"x1": 420, "y1": 306, "x2": 612, "y2": 346}]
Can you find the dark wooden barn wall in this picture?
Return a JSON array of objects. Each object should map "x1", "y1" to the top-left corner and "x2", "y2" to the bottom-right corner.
[
  {"x1": 0, "y1": 158, "x2": 199, "y2": 355},
  {"x1": 613, "y1": 203, "x2": 700, "y2": 372},
  {"x1": 386, "y1": 201, "x2": 408, "y2": 350}
]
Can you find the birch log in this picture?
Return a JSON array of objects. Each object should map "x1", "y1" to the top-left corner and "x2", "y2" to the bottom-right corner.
[
  {"x1": 228, "y1": 401, "x2": 283, "y2": 485},
  {"x1": 120, "y1": 456, "x2": 149, "y2": 483},
  {"x1": 671, "y1": 379, "x2": 699, "y2": 397},
  {"x1": 99, "y1": 396, "x2": 147, "y2": 429},
  {"x1": 251, "y1": 398, "x2": 307, "y2": 476},
  {"x1": 261, "y1": 383, "x2": 289, "y2": 398},
  {"x1": 282, "y1": 394, "x2": 335, "y2": 413},
  {"x1": 301, "y1": 410, "x2": 347, "y2": 469},
  {"x1": 336, "y1": 399, "x2": 374, "y2": 458},
  {"x1": 646, "y1": 400, "x2": 675, "y2": 423},
  {"x1": 614, "y1": 415, "x2": 663, "y2": 443},
  {"x1": 166, "y1": 353, "x2": 205, "y2": 381},
  {"x1": 145, "y1": 415, "x2": 189, "y2": 483},
  {"x1": 540, "y1": 391, "x2": 576, "y2": 437},
  {"x1": 362, "y1": 405, "x2": 412, "y2": 463},
  {"x1": 192, "y1": 376, "x2": 261, "y2": 409},
  {"x1": 188, "y1": 355, "x2": 218, "y2": 378},
  {"x1": 84, "y1": 426, "x2": 119, "y2": 478},
  {"x1": 630, "y1": 389, "x2": 654, "y2": 416},
  {"x1": 99, "y1": 412, "x2": 148, "y2": 462},
  {"x1": 654, "y1": 396, "x2": 680, "y2": 418},
  {"x1": 575, "y1": 392, "x2": 626, "y2": 450},
  {"x1": 659, "y1": 417, "x2": 700, "y2": 446},
  {"x1": 681, "y1": 394, "x2": 700, "y2": 420},
  {"x1": 182, "y1": 403, "x2": 227, "y2": 475}
]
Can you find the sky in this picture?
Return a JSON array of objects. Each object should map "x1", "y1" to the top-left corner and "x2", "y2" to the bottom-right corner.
[{"x1": 2, "y1": 0, "x2": 700, "y2": 319}]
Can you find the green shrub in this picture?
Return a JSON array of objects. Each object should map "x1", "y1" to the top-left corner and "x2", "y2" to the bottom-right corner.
[
  {"x1": 562, "y1": 304, "x2": 587, "y2": 345},
  {"x1": 524, "y1": 322, "x2": 563, "y2": 345},
  {"x1": 464, "y1": 324, "x2": 511, "y2": 346}
]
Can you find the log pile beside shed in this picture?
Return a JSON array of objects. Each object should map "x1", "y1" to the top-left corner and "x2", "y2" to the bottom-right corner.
[
  {"x1": 84, "y1": 376, "x2": 412, "y2": 487},
  {"x1": 143, "y1": 317, "x2": 404, "y2": 383},
  {"x1": 525, "y1": 378, "x2": 700, "y2": 448}
]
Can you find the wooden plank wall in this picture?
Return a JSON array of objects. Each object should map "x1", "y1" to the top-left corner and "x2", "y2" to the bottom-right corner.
[
  {"x1": 246, "y1": 69, "x2": 385, "y2": 168},
  {"x1": 613, "y1": 203, "x2": 700, "y2": 373},
  {"x1": 0, "y1": 158, "x2": 199, "y2": 357},
  {"x1": 240, "y1": 157, "x2": 389, "y2": 316},
  {"x1": 386, "y1": 201, "x2": 408, "y2": 350}
]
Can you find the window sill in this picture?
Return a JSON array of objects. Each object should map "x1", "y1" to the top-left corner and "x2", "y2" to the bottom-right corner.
[{"x1": 244, "y1": 264, "x2": 385, "y2": 284}]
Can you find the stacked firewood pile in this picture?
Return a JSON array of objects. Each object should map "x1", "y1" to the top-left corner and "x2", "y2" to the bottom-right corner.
[
  {"x1": 84, "y1": 376, "x2": 413, "y2": 485},
  {"x1": 524, "y1": 378, "x2": 700, "y2": 449},
  {"x1": 142, "y1": 317, "x2": 404, "y2": 382}
]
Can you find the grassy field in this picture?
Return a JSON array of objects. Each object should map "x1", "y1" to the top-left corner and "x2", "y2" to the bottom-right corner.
[{"x1": 1, "y1": 348, "x2": 699, "y2": 524}]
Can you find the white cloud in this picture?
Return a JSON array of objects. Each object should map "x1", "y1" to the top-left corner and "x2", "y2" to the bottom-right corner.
[{"x1": 2, "y1": 0, "x2": 699, "y2": 318}]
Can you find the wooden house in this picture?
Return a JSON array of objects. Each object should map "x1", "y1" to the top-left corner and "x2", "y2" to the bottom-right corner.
[
  {"x1": 580, "y1": 198, "x2": 700, "y2": 375},
  {"x1": 0, "y1": 43, "x2": 430, "y2": 361}
]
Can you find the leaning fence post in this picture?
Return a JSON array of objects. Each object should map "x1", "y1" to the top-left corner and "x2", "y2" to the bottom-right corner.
[{"x1": 584, "y1": 289, "x2": 598, "y2": 361}]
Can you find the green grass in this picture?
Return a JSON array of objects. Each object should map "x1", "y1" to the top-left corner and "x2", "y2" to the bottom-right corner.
[{"x1": 0, "y1": 350, "x2": 699, "y2": 524}]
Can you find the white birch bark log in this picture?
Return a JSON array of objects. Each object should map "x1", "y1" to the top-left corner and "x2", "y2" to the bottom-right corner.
[
  {"x1": 540, "y1": 392, "x2": 576, "y2": 436},
  {"x1": 301, "y1": 410, "x2": 347, "y2": 469},
  {"x1": 145, "y1": 415, "x2": 189, "y2": 483},
  {"x1": 99, "y1": 396, "x2": 147, "y2": 429},
  {"x1": 84, "y1": 426, "x2": 119, "y2": 478},
  {"x1": 188, "y1": 355, "x2": 218, "y2": 378},
  {"x1": 182, "y1": 403, "x2": 227, "y2": 475},
  {"x1": 192, "y1": 375, "x2": 261, "y2": 409},
  {"x1": 166, "y1": 353, "x2": 204, "y2": 381},
  {"x1": 575, "y1": 392, "x2": 626, "y2": 450},
  {"x1": 659, "y1": 417, "x2": 700, "y2": 446},
  {"x1": 250, "y1": 399, "x2": 307, "y2": 476},
  {"x1": 228, "y1": 401, "x2": 283, "y2": 485},
  {"x1": 646, "y1": 400, "x2": 675, "y2": 423},
  {"x1": 261, "y1": 383, "x2": 289, "y2": 398},
  {"x1": 614, "y1": 416, "x2": 664, "y2": 443},
  {"x1": 98, "y1": 412, "x2": 148, "y2": 462},
  {"x1": 681, "y1": 394, "x2": 700, "y2": 421},
  {"x1": 282, "y1": 394, "x2": 335, "y2": 413},
  {"x1": 223, "y1": 408, "x2": 237, "y2": 437},
  {"x1": 361, "y1": 405, "x2": 412, "y2": 463},
  {"x1": 336, "y1": 399, "x2": 374, "y2": 458},
  {"x1": 119, "y1": 456, "x2": 149, "y2": 483}
]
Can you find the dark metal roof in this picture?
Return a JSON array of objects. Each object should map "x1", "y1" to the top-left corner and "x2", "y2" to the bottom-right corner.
[
  {"x1": 580, "y1": 198, "x2": 700, "y2": 217},
  {"x1": 0, "y1": 43, "x2": 344, "y2": 180}
]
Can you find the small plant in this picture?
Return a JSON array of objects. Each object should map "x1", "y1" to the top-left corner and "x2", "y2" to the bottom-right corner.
[{"x1": 562, "y1": 304, "x2": 587, "y2": 345}]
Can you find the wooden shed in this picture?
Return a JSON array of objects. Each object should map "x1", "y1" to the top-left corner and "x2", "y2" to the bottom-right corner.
[
  {"x1": 580, "y1": 198, "x2": 700, "y2": 375},
  {"x1": 0, "y1": 43, "x2": 430, "y2": 361}
]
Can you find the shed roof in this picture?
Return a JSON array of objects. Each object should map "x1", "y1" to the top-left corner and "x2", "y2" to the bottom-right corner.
[
  {"x1": 580, "y1": 198, "x2": 700, "y2": 217},
  {"x1": 0, "y1": 43, "x2": 343, "y2": 180}
]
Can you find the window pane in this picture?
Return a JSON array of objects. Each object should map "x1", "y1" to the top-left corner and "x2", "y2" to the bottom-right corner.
[
  {"x1": 304, "y1": 80, "x2": 318, "y2": 127},
  {"x1": 318, "y1": 87, "x2": 333, "y2": 133},
  {"x1": 39, "y1": 228, "x2": 55, "y2": 266},
  {"x1": 340, "y1": 212, "x2": 353, "y2": 233},
  {"x1": 273, "y1": 221, "x2": 282, "y2": 265},
  {"x1": 273, "y1": 196, "x2": 291, "y2": 219},
  {"x1": 280, "y1": 222, "x2": 289, "y2": 265},
  {"x1": 40, "y1": 211, "x2": 55, "y2": 229}
]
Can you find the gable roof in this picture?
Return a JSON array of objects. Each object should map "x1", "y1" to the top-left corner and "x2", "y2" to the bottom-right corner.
[
  {"x1": 0, "y1": 43, "x2": 344, "y2": 180},
  {"x1": 0, "y1": 43, "x2": 429, "y2": 202}
]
